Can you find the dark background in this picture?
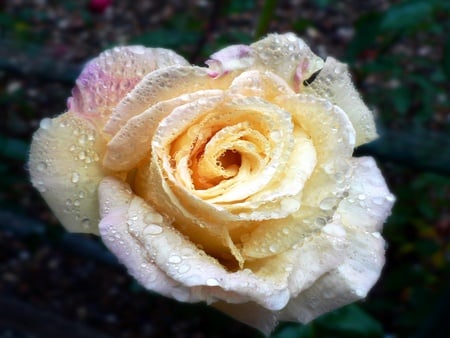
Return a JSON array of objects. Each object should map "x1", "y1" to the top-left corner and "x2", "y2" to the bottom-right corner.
[{"x1": 1, "y1": 0, "x2": 449, "y2": 337}]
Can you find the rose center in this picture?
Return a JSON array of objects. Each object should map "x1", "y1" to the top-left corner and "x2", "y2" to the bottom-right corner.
[{"x1": 218, "y1": 149, "x2": 241, "y2": 172}]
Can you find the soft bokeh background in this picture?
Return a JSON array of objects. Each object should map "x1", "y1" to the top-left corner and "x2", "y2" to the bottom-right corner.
[{"x1": 1, "y1": 0, "x2": 449, "y2": 337}]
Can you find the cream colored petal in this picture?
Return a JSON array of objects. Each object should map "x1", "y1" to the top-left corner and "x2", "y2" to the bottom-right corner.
[
  {"x1": 242, "y1": 95, "x2": 355, "y2": 259},
  {"x1": 228, "y1": 70, "x2": 295, "y2": 99},
  {"x1": 135, "y1": 156, "x2": 245, "y2": 268},
  {"x1": 99, "y1": 177, "x2": 291, "y2": 309},
  {"x1": 303, "y1": 57, "x2": 377, "y2": 146},
  {"x1": 205, "y1": 44, "x2": 254, "y2": 77},
  {"x1": 68, "y1": 46, "x2": 188, "y2": 124},
  {"x1": 104, "y1": 66, "x2": 233, "y2": 135},
  {"x1": 29, "y1": 113, "x2": 108, "y2": 234},
  {"x1": 250, "y1": 33, "x2": 324, "y2": 91},
  {"x1": 98, "y1": 177, "x2": 192, "y2": 301},
  {"x1": 336, "y1": 157, "x2": 395, "y2": 232},
  {"x1": 103, "y1": 90, "x2": 223, "y2": 171},
  {"x1": 214, "y1": 221, "x2": 349, "y2": 334},
  {"x1": 279, "y1": 226, "x2": 385, "y2": 323}
]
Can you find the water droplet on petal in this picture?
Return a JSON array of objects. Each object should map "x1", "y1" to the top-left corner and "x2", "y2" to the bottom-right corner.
[
  {"x1": 319, "y1": 197, "x2": 337, "y2": 211},
  {"x1": 372, "y1": 197, "x2": 385, "y2": 206},
  {"x1": 36, "y1": 162, "x2": 47, "y2": 172},
  {"x1": 168, "y1": 255, "x2": 182, "y2": 264},
  {"x1": 71, "y1": 172, "x2": 80, "y2": 183},
  {"x1": 145, "y1": 224, "x2": 163, "y2": 235},
  {"x1": 206, "y1": 278, "x2": 220, "y2": 286},
  {"x1": 280, "y1": 198, "x2": 300, "y2": 213},
  {"x1": 81, "y1": 218, "x2": 91, "y2": 229},
  {"x1": 39, "y1": 118, "x2": 52, "y2": 129},
  {"x1": 269, "y1": 244, "x2": 279, "y2": 253},
  {"x1": 178, "y1": 264, "x2": 191, "y2": 274},
  {"x1": 386, "y1": 194, "x2": 395, "y2": 202}
]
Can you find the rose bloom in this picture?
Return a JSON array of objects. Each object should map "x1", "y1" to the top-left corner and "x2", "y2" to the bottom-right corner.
[{"x1": 29, "y1": 33, "x2": 394, "y2": 334}]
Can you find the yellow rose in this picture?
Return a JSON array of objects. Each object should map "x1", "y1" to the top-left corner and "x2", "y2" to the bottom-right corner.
[{"x1": 29, "y1": 33, "x2": 394, "y2": 334}]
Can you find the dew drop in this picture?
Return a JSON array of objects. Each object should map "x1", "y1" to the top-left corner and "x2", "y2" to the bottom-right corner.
[
  {"x1": 372, "y1": 196, "x2": 384, "y2": 206},
  {"x1": 178, "y1": 264, "x2": 191, "y2": 274},
  {"x1": 315, "y1": 217, "x2": 327, "y2": 226},
  {"x1": 269, "y1": 244, "x2": 279, "y2": 253},
  {"x1": 144, "y1": 212, "x2": 163, "y2": 224},
  {"x1": 145, "y1": 224, "x2": 163, "y2": 235},
  {"x1": 371, "y1": 232, "x2": 382, "y2": 239},
  {"x1": 81, "y1": 218, "x2": 91, "y2": 229},
  {"x1": 36, "y1": 162, "x2": 47, "y2": 172},
  {"x1": 280, "y1": 198, "x2": 300, "y2": 213},
  {"x1": 71, "y1": 172, "x2": 80, "y2": 183},
  {"x1": 39, "y1": 118, "x2": 52, "y2": 129},
  {"x1": 206, "y1": 278, "x2": 220, "y2": 286},
  {"x1": 168, "y1": 255, "x2": 182, "y2": 264},
  {"x1": 322, "y1": 224, "x2": 346, "y2": 237},
  {"x1": 334, "y1": 65, "x2": 344, "y2": 74},
  {"x1": 319, "y1": 197, "x2": 337, "y2": 211},
  {"x1": 385, "y1": 194, "x2": 395, "y2": 202}
]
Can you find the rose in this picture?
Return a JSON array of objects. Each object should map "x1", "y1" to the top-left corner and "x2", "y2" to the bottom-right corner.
[{"x1": 29, "y1": 33, "x2": 394, "y2": 334}]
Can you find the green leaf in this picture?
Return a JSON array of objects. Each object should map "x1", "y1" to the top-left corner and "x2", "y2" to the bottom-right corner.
[
  {"x1": 272, "y1": 324, "x2": 315, "y2": 338},
  {"x1": 380, "y1": 0, "x2": 433, "y2": 33},
  {"x1": 0, "y1": 135, "x2": 29, "y2": 161},
  {"x1": 346, "y1": 12, "x2": 382, "y2": 61},
  {"x1": 315, "y1": 305, "x2": 383, "y2": 337}
]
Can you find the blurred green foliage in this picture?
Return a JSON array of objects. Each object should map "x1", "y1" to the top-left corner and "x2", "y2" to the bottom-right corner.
[{"x1": 0, "y1": 0, "x2": 449, "y2": 337}]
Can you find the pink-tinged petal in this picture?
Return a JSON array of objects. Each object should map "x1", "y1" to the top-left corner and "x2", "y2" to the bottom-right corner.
[
  {"x1": 103, "y1": 89, "x2": 222, "y2": 172},
  {"x1": 336, "y1": 157, "x2": 395, "y2": 232},
  {"x1": 68, "y1": 46, "x2": 189, "y2": 124},
  {"x1": 104, "y1": 66, "x2": 233, "y2": 136},
  {"x1": 250, "y1": 33, "x2": 324, "y2": 90},
  {"x1": 98, "y1": 177, "x2": 192, "y2": 301},
  {"x1": 205, "y1": 45, "x2": 254, "y2": 78},
  {"x1": 29, "y1": 113, "x2": 110, "y2": 234},
  {"x1": 303, "y1": 57, "x2": 377, "y2": 146},
  {"x1": 279, "y1": 226, "x2": 385, "y2": 323}
]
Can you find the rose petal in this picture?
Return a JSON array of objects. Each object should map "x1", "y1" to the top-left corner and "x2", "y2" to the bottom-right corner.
[
  {"x1": 303, "y1": 57, "x2": 377, "y2": 146},
  {"x1": 98, "y1": 177, "x2": 192, "y2": 301},
  {"x1": 228, "y1": 69, "x2": 296, "y2": 98},
  {"x1": 242, "y1": 94, "x2": 355, "y2": 258},
  {"x1": 250, "y1": 33, "x2": 324, "y2": 91},
  {"x1": 99, "y1": 177, "x2": 291, "y2": 309},
  {"x1": 68, "y1": 46, "x2": 188, "y2": 124},
  {"x1": 279, "y1": 226, "x2": 385, "y2": 323},
  {"x1": 205, "y1": 45, "x2": 254, "y2": 77},
  {"x1": 103, "y1": 89, "x2": 223, "y2": 171},
  {"x1": 29, "y1": 113, "x2": 109, "y2": 233},
  {"x1": 213, "y1": 302, "x2": 279, "y2": 336},
  {"x1": 336, "y1": 157, "x2": 395, "y2": 232},
  {"x1": 104, "y1": 66, "x2": 234, "y2": 135}
]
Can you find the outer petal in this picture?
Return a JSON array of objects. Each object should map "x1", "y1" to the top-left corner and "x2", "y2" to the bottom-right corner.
[
  {"x1": 98, "y1": 177, "x2": 291, "y2": 309},
  {"x1": 250, "y1": 33, "x2": 324, "y2": 91},
  {"x1": 336, "y1": 157, "x2": 395, "y2": 232},
  {"x1": 279, "y1": 226, "x2": 385, "y2": 323},
  {"x1": 98, "y1": 177, "x2": 192, "y2": 301},
  {"x1": 68, "y1": 46, "x2": 189, "y2": 124},
  {"x1": 104, "y1": 66, "x2": 234, "y2": 136},
  {"x1": 303, "y1": 57, "x2": 378, "y2": 146},
  {"x1": 29, "y1": 113, "x2": 108, "y2": 233}
]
